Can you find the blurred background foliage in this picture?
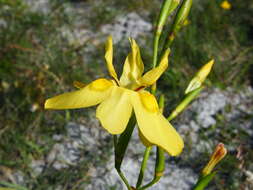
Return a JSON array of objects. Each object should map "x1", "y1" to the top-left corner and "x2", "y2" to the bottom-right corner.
[{"x1": 0, "y1": 0, "x2": 252, "y2": 189}]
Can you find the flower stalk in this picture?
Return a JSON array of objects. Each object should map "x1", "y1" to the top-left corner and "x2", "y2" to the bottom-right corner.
[
  {"x1": 138, "y1": 147, "x2": 165, "y2": 190},
  {"x1": 167, "y1": 86, "x2": 204, "y2": 121},
  {"x1": 163, "y1": 0, "x2": 193, "y2": 50},
  {"x1": 153, "y1": 0, "x2": 171, "y2": 67},
  {"x1": 136, "y1": 146, "x2": 152, "y2": 188}
]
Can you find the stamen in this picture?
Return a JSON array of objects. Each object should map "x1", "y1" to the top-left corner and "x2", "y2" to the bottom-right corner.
[{"x1": 135, "y1": 86, "x2": 144, "y2": 91}]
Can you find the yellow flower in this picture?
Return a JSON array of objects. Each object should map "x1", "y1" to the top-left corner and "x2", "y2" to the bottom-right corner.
[
  {"x1": 220, "y1": 1, "x2": 231, "y2": 10},
  {"x1": 45, "y1": 36, "x2": 184, "y2": 156}
]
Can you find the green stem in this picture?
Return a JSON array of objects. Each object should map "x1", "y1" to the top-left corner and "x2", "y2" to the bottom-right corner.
[
  {"x1": 138, "y1": 147, "x2": 165, "y2": 190},
  {"x1": 116, "y1": 168, "x2": 132, "y2": 190},
  {"x1": 136, "y1": 146, "x2": 152, "y2": 188},
  {"x1": 192, "y1": 172, "x2": 216, "y2": 190},
  {"x1": 167, "y1": 86, "x2": 204, "y2": 121},
  {"x1": 152, "y1": 35, "x2": 160, "y2": 68},
  {"x1": 138, "y1": 177, "x2": 160, "y2": 190}
]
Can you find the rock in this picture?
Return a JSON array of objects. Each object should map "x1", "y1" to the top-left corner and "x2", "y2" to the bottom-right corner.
[
  {"x1": 101, "y1": 12, "x2": 152, "y2": 43},
  {"x1": 29, "y1": 160, "x2": 45, "y2": 177},
  {"x1": 24, "y1": 0, "x2": 50, "y2": 14},
  {"x1": 191, "y1": 88, "x2": 227, "y2": 128},
  {"x1": 60, "y1": 27, "x2": 95, "y2": 47},
  {"x1": 0, "y1": 19, "x2": 7, "y2": 28}
]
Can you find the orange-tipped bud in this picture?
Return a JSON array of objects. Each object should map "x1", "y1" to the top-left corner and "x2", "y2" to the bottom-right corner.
[{"x1": 202, "y1": 143, "x2": 227, "y2": 176}]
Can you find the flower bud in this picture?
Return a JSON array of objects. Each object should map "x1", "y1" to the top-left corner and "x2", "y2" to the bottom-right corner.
[
  {"x1": 163, "y1": 0, "x2": 192, "y2": 49},
  {"x1": 156, "y1": 0, "x2": 180, "y2": 36},
  {"x1": 171, "y1": 0, "x2": 192, "y2": 33},
  {"x1": 202, "y1": 143, "x2": 227, "y2": 176},
  {"x1": 185, "y1": 60, "x2": 214, "y2": 94}
]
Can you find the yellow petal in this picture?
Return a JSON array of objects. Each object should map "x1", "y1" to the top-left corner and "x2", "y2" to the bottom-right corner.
[
  {"x1": 131, "y1": 91, "x2": 184, "y2": 156},
  {"x1": 105, "y1": 36, "x2": 119, "y2": 82},
  {"x1": 139, "y1": 49, "x2": 170, "y2": 86},
  {"x1": 185, "y1": 59, "x2": 214, "y2": 94},
  {"x1": 139, "y1": 129, "x2": 152, "y2": 147},
  {"x1": 73, "y1": 80, "x2": 86, "y2": 89},
  {"x1": 96, "y1": 86, "x2": 133, "y2": 134},
  {"x1": 120, "y1": 38, "x2": 144, "y2": 87},
  {"x1": 45, "y1": 78, "x2": 113, "y2": 109}
]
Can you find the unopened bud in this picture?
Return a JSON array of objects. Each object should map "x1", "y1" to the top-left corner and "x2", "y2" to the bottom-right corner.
[
  {"x1": 156, "y1": 0, "x2": 180, "y2": 36},
  {"x1": 202, "y1": 143, "x2": 227, "y2": 176},
  {"x1": 163, "y1": 0, "x2": 192, "y2": 49},
  {"x1": 171, "y1": 0, "x2": 192, "y2": 33},
  {"x1": 185, "y1": 59, "x2": 214, "y2": 94}
]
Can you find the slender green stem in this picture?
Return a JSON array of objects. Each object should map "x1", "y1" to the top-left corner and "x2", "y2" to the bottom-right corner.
[
  {"x1": 152, "y1": 35, "x2": 160, "y2": 68},
  {"x1": 138, "y1": 177, "x2": 161, "y2": 190},
  {"x1": 116, "y1": 168, "x2": 132, "y2": 190},
  {"x1": 113, "y1": 134, "x2": 132, "y2": 190},
  {"x1": 155, "y1": 147, "x2": 165, "y2": 176},
  {"x1": 138, "y1": 147, "x2": 165, "y2": 190},
  {"x1": 192, "y1": 172, "x2": 216, "y2": 190},
  {"x1": 167, "y1": 86, "x2": 204, "y2": 121},
  {"x1": 136, "y1": 146, "x2": 152, "y2": 188}
]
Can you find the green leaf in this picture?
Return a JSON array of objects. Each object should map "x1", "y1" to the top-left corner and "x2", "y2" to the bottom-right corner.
[{"x1": 115, "y1": 114, "x2": 136, "y2": 170}]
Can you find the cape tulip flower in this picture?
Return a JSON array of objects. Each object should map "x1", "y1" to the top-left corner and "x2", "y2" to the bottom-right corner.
[{"x1": 45, "y1": 36, "x2": 184, "y2": 156}]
